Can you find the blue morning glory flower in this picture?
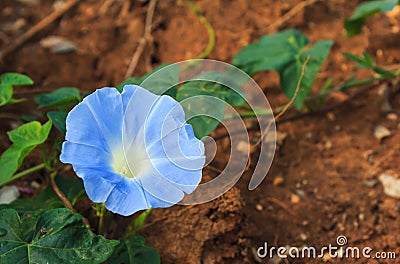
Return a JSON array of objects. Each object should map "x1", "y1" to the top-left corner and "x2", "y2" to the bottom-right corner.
[{"x1": 60, "y1": 85, "x2": 205, "y2": 216}]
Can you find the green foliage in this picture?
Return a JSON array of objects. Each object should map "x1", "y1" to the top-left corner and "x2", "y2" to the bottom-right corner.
[
  {"x1": 0, "y1": 73, "x2": 33, "y2": 106},
  {"x1": 127, "y1": 208, "x2": 153, "y2": 235},
  {"x1": 0, "y1": 176, "x2": 85, "y2": 214},
  {"x1": 177, "y1": 71, "x2": 246, "y2": 138},
  {"x1": 342, "y1": 52, "x2": 397, "y2": 78},
  {"x1": 233, "y1": 29, "x2": 333, "y2": 109},
  {"x1": 34, "y1": 87, "x2": 81, "y2": 108},
  {"x1": 177, "y1": 71, "x2": 246, "y2": 106},
  {"x1": 344, "y1": 0, "x2": 400, "y2": 37},
  {"x1": 109, "y1": 235, "x2": 160, "y2": 264},
  {"x1": 0, "y1": 208, "x2": 118, "y2": 264},
  {"x1": 117, "y1": 64, "x2": 179, "y2": 97},
  {"x1": 182, "y1": 97, "x2": 225, "y2": 139},
  {"x1": 47, "y1": 111, "x2": 68, "y2": 135},
  {"x1": 0, "y1": 121, "x2": 52, "y2": 186}
]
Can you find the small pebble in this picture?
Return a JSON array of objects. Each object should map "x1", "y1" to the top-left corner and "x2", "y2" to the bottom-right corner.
[
  {"x1": 324, "y1": 140, "x2": 333, "y2": 149},
  {"x1": 0, "y1": 186, "x2": 20, "y2": 204},
  {"x1": 378, "y1": 85, "x2": 392, "y2": 113},
  {"x1": 256, "y1": 204, "x2": 263, "y2": 211},
  {"x1": 296, "y1": 189, "x2": 306, "y2": 197},
  {"x1": 363, "y1": 179, "x2": 378, "y2": 188},
  {"x1": 40, "y1": 36, "x2": 78, "y2": 53},
  {"x1": 236, "y1": 140, "x2": 249, "y2": 154},
  {"x1": 374, "y1": 125, "x2": 391, "y2": 140},
  {"x1": 299, "y1": 233, "x2": 307, "y2": 241},
  {"x1": 334, "y1": 125, "x2": 341, "y2": 131},
  {"x1": 322, "y1": 253, "x2": 331, "y2": 262},
  {"x1": 358, "y1": 213, "x2": 365, "y2": 221},
  {"x1": 379, "y1": 173, "x2": 400, "y2": 198},
  {"x1": 387, "y1": 113, "x2": 398, "y2": 121},
  {"x1": 30, "y1": 181, "x2": 41, "y2": 189},
  {"x1": 305, "y1": 132, "x2": 312, "y2": 139},
  {"x1": 53, "y1": 0, "x2": 66, "y2": 10},
  {"x1": 362, "y1": 149, "x2": 374, "y2": 163},
  {"x1": 273, "y1": 176, "x2": 284, "y2": 186},
  {"x1": 326, "y1": 112, "x2": 335, "y2": 121},
  {"x1": 291, "y1": 194, "x2": 300, "y2": 204}
]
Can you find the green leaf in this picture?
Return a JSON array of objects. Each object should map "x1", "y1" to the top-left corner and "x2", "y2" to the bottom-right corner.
[
  {"x1": 34, "y1": 87, "x2": 81, "y2": 108},
  {"x1": 233, "y1": 29, "x2": 309, "y2": 74},
  {"x1": 176, "y1": 71, "x2": 246, "y2": 138},
  {"x1": 0, "y1": 176, "x2": 85, "y2": 214},
  {"x1": 117, "y1": 64, "x2": 180, "y2": 98},
  {"x1": 343, "y1": 52, "x2": 397, "y2": 78},
  {"x1": 0, "y1": 208, "x2": 118, "y2": 264},
  {"x1": 0, "y1": 73, "x2": 33, "y2": 86},
  {"x1": 177, "y1": 71, "x2": 246, "y2": 106},
  {"x1": 180, "y1": 95, "x2": 226, "y2": 139},
  {"x1": 344, "y1": 0, "x2": 400, "y2": 37},
  {"x1": 0, "y1": 121, "x2": 52, "y2": 186},
  {"x1": 233, "y1": 29, "x2": 333, "y2": 109},
  {"x1": 47, "y1": 111, "x2": 67, "y2": 135},
  {"x1": 280, "y1": 40, "x2": 333, "y2": 109},
  {"x1": 0, "y1": 73, "x2": 33, "y2": 106},
  {"x1": 108, "y1": 236, "x2": 160, "y2": 264},
  {"x1": 127, "y1": 209, "x2": 153, "y2": 234},
  {"x1": 0, "y1": 84, "x2": 13, "y2": 107}
]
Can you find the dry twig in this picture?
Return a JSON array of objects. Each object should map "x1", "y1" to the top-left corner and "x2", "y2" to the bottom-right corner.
[
  {"x1": 0, "y1": 0, "x2": 80, "y2": 62},
  {"x1": 252, "y1": 56, "x2": 310, "y2": 151},
  {"x1": 49, "y1": 171, "x2": 90, "y2": 226},
  {"x1": 124, "y1": 0, "x2": 157, "y2": 79},
  {"x1": 264, "y1": 0, "x2": 320, "y2": 33}
]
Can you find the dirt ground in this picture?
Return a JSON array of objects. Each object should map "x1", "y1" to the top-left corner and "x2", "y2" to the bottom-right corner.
[{"x1": 1, "y1": 0, "x2": 400, "y2": 263}]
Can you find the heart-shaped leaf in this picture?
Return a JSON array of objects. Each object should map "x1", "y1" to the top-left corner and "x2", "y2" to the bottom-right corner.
[
  {"x1": 233, "y1": 29, "x2": 332, "y2": 109},
  {"x1": 0, "y1": 121, "x2": 52, "y2": 186},
  {"x1": 0, "y1": 208, "x2": 118, "y2": 264}
]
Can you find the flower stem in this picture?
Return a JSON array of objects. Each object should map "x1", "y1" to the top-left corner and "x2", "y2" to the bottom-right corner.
[
  {"x1": 0, "y1": 163, "x2": 46, "y2": 186},
  {"x1": 183, "y1": 0, "x2": 215, "y2": 59},
  {"x1": 227, "y1": 75, "x2": 389, "y2": 120},
  {"x1": 97, "y1": 203, "x2": 106, "y2": 235},
  {"x1": 125, "y1": 208, "x2": 154, "y2": 237},
  {"x1": 49, "y1": 171, "x2": 90, "y2": 227}
]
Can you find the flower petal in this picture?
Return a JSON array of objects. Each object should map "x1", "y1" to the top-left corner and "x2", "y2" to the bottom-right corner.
[
  {"x1": 150, "y1": 158, "x2": 202, "y2": 194},
  {"x1": 138, "y1": 167, "x2": 185, "y2": 206},
  {"x1": 123, "y1": 86, "x2": 159, "y2": 150},
  {"x1": 65, "y1": 103, "x2": 107, "y2": 149},
  {"x1": 83, "y1": 88, "x2": 124, "y2": 148},
  {"x1": 105, "y1": 178, "x2": 149, "y2": 216},
  {"x1": 143, "y1": 95, "x2": 186, "y2": 147},
  {"x1": 74, "y1": 168, "x2": 122, "y2": 203},
  {"x1": 60, "y1": 141, "x2": 113, "y2": 170},
  {"x1": 121, "y1": 85, "x2": 139, "y2": 111},
  {"x1": 147, "y1": 124, "x2": 205, "y2": 169}
]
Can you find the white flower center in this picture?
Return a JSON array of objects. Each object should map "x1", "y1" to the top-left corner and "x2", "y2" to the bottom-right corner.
[{"x1": 112, "y1": 145, "x2": 146, "y2": 179}]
